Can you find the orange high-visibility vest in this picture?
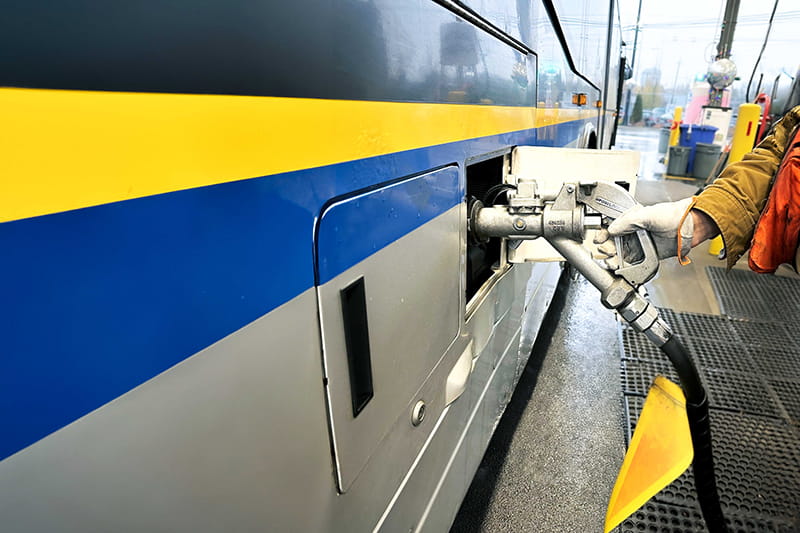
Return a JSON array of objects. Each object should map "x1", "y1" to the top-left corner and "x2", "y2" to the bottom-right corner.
[{"x1": 749, "y1": 125, "x2": 800, "y2": 273}]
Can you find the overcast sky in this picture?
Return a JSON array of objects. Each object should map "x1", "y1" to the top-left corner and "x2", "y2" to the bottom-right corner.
[{"x1": 617, "y1": 0, "x2": 799, "y2": 104}]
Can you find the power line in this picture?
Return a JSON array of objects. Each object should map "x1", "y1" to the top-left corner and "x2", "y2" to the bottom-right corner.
[
  {"x1": 614, "y1": 9, "x2": 800, "y2": 30},
  {"x1": 746, "y1": 0, "x2": 781, "y2": 101}
]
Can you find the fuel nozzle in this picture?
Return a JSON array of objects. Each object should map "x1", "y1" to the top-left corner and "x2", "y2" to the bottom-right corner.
[
  {"x1": 470, "y1": 181, "x2": 602, "y2": 244},
  {"x1": 470, "y1": 181, "x2": 660, "y2": 286}
]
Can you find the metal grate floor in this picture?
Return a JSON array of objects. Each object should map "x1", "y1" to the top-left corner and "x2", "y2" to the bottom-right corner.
[
  {"x1": 619, "y1": 501, "x2": 797, "y2": 533},
  {"x1": 706, "y1": 267, "x2": 800, "y2": 323},
  {"x1": 618, "y1": 292, "x2": 800, "y2": 532}
]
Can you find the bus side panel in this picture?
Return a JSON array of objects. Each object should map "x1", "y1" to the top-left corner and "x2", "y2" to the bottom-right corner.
[
  {"x1": 0, "y1": 290, "x2": 338, "y2": 533},
  {"x1": 0, "y1": 3, "x2": 606, "y2": 530},
  {"x1": 0, "y1": 116, "x2": 592, "y2": 533},
  {"x1": 1, "y1": 0, "x2": 536, "y2": 106},
  {"x1": 376, "y1": 262, "x2": 562, "y2": 532},
  {"x1": 317, "y1": 169, "x2": 463, "y2": 493}
]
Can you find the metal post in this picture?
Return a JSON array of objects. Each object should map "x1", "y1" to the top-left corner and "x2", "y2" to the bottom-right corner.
[
  {"x1": 716, "y1": 0, "x2": 740, "y2": 60},
  {"x1": 600, "y1": 0, "x2": 615, "y2": 146},
  {"x1": 623, "y1": 0, "x2": 643, "y2": 125},
  {"x1": 709, "y1": 0, "x2": 741, "y2": 105}
]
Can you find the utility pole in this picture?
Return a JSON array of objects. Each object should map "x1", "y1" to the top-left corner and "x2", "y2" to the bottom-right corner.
[
  {"x1": 716, "y1": 0, "x2": 740, "y2": 60},
  {"x1": 708, "y1": 0, "x2": 740, "y2": 106}
]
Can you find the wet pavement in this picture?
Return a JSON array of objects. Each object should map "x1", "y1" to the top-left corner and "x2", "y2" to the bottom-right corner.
[{"x1": 451, "y1": 271, "x2": 626, "y2": 532}]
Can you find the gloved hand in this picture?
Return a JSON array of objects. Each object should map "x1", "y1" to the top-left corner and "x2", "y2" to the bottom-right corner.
[{"x1": 594, "y1": 197, "x2": 695, "y2": 269}]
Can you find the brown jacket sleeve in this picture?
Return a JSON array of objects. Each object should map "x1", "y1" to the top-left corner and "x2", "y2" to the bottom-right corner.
[{"x1": 693, "y1": 105, "x2": 800, "y2": 269}]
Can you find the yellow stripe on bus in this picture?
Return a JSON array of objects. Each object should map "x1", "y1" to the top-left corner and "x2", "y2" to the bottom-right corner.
[{"x1": 0, "y1": 88, "x2": 597, "y2": 223}]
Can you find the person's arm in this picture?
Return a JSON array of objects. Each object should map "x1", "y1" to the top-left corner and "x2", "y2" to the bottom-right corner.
[
  {"x1": 694, "y1": 106, "x2": 800, "y2": 268},
  {"x1": 690, "y1": 208, "x2": 719, "y2": 247},
  {"x1": 597, "y1": 106, "x2": 800, "y2": 268}
]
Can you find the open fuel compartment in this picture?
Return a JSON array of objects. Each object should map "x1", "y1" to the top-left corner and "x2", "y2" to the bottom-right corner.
[
  {"x1": 315, "y1": 166, "x2": 472, "y2": 494},
  {"x1": 465, "y1": 150, "x2": 512, "y2": 312},
  {"x1": 505, "y1": 146, "x2": 640, "y2": 263}
]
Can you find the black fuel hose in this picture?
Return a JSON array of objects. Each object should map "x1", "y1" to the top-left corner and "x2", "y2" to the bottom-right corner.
[
  {"x1": 660, "y1": 335, "x2": 728, "y2": 533},
  {"x1": 534, "y1": 234, "x2": 728, "y2": 529}
]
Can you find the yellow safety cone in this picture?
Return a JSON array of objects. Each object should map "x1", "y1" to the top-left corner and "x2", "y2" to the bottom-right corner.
[{"x1": 604, "y1": 376, "x2": 694, "y2": 532}]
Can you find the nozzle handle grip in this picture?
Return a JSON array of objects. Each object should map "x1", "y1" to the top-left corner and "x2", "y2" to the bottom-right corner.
[{"x1": 614, "y1": 229, "x2": 659, "y2": 286}]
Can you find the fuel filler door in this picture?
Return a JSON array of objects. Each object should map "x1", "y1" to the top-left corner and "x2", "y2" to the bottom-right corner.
[{"x1": 315, "y1": 166, "x2": 465, "y2": 494}]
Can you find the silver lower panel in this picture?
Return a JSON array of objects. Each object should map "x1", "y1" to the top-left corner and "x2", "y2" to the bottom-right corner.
[
  {"x1": 0, "y1": 250, "x2": 561, "y2": 533},
  {"x1": 377, "y1": 261, "x2": 562, "y2": 532},
  {"x1": 0, "y1": 289, "x2": 338, "y2": 533}
]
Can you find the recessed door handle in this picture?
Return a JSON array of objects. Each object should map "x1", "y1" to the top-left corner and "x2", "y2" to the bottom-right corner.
[
  {"x1": 340, "y1": 277, "x2": 374, "y2": 417},
  {"x1": 445, "y1": 340, "x2": 474, "y2": 406}
]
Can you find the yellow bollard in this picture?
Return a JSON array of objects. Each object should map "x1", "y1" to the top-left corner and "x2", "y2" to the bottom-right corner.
[
  {"x1": 668, "y1": 106, "x2": 683, "y2": 147},
  {"x1": 708, "y1": 104, "x2": 761, "y2": 255},
  {"x1": 708, "y1": 235, "x2": 724, "y2": 255},
  {"x1": 707, "y1": 103, "x2": 761, "y2": 256},
  {"x1": 664, "y1": 107, "x2": 683, "y2": 169},
  {"x1": 728, "y1": 103, "x2": 761, "y2": 164}
]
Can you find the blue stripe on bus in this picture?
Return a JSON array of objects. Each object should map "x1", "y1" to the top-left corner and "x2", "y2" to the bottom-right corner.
[
  {"x1": 0, "y1": 118, "x2": 589, "y2": 461},
  {"x1": 317, "y1": 166, "x2": 461, "y2": 285}
]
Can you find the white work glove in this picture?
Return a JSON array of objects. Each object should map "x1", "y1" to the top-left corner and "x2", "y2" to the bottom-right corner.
[{"x1": 594, "y1": 197, "x2": 695, "y2": 269}]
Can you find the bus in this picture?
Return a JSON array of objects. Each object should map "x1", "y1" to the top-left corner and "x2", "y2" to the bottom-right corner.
[{"x1": 0, "y1": 1, "x2": 622, "y2": 531}]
